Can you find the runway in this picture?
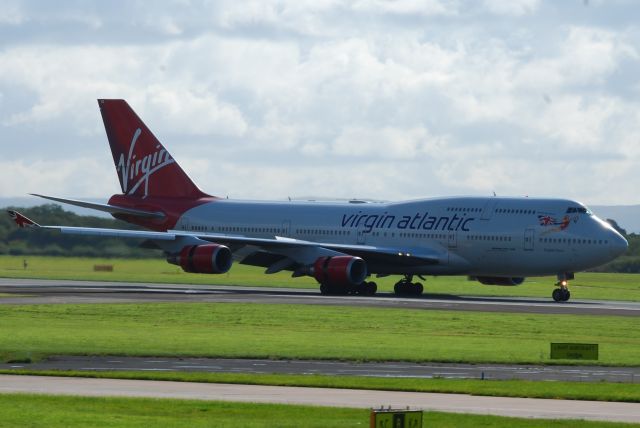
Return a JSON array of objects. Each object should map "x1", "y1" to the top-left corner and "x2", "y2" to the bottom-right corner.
[
  {"x1": 1, "y1": 375, "x2": 639, "y2": 423},
  {"x1": 3, "y1": 355, "x2": 639, "y2": 383},
  {"x1": 0, "y1": 278, "x2": 639, "y2": 316}
]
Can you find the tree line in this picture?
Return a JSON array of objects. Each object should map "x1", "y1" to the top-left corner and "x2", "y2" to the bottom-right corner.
[
  {"x1": 1, "y1": 204, "x2": 161, "y2": 258},
  {"x1": 1, "y1": 204, "x2": 639, "y2": 273}
]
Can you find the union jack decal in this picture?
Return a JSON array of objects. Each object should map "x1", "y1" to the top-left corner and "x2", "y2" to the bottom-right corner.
[
  {"x1": 538, "y1": 214, "x2": 577, "y2": 232},
  {"x1": 538, "y1": 215, "x2": 556, "y2": 226}
]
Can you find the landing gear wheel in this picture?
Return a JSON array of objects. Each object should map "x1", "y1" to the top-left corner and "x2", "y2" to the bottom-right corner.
[
  {"x1": 415, "y1": 282, "x2": 424, "y2": 295},
  {"x1": 364, "y1": 281, "x2": 377, "y2": 296},
  {"x1": 552, "y1": 281, "x2": 571, "y2": 302},
  {"x1": 394, "y1": 283, "x2": 402, "y2": 295},
  {"x1": 393, "y1": 276, "x2": 424, "y2": 297}
]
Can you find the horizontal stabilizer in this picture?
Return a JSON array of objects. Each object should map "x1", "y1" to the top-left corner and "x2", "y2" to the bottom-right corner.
[
  {"x1": 31, "y1": 194, "x2": 165, "y2": 219},
  {"x1": 7, "y1": 210, "x2": 40, "y2": 228}
]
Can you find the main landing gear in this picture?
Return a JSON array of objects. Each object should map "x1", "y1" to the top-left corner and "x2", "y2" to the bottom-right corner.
[
  {"x1": 552, "y1": 280, "x2": 571, "y2": 302},
  {"x1": 394, "y1": 275, "x2": 424, "y2": 297}
]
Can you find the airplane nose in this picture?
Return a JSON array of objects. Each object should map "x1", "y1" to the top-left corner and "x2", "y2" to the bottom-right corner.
[{"x1": 609, "y1": 231, "x2": 628, "y2": 257}]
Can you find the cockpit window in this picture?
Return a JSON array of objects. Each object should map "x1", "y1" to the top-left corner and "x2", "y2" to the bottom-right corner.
[{"x1": 566, "y1": 207, "x2": 591, "y2": 215}]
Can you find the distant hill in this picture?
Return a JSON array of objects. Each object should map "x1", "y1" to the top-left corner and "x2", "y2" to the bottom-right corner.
[{"x1": 591, "y1": 205, "x2": 640, "y2": 234}]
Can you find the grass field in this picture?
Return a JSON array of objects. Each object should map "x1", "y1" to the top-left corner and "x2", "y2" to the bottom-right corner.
[
  {"x1": 1, "y1": 302, "x2": 639, "y2": 366},
  {"x1": 4, "y1": 370, "x2": 639, "y2": 403},
  {"x1": 0, "y1": 393, "x2": 635, "y2": 428},
  {"x1": 1, "y1": 255, "x2": 640, "y2": 301}
]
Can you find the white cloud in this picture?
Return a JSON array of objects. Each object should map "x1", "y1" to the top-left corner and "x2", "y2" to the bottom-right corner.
[
  {"x1": 0, "y1": 1, "x2": 639, "y2": 205},
  {"x1": 0, "y1": 159, "x2": 117, "y2": 197},
  {"x1": 515, "y1": 27, "x2": 637, "y2": 90},
  {"x1": 0, "y1": 1, "x2": 24, "y2": 25},
  {"x1": 144, "y1": 86, "x2": 248, "y2": 137},
  {"x1": 0, "y1": 41, "x2": 248, "y2": 138},
  {"x1": 332, "y1": 126, "x2": 448, "y2": 160},
  {"x1": 483, "y1": 0, "x2": 540, "y2": 16},
  {"x1": 351, "y1": 0, "x2": 456, "y2": 16}
]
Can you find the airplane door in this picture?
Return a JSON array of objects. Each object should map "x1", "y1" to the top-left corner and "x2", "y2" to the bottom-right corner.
[
  {"x1": 448, "y1": 231, "x2": 457, "y2": 249},
  {"x1": 282, "y1": 220, "x2": 291, "y2": 237},
  {"x1": 524, "y1": 228, "x2": 534, "y2": 251},
  {"x1": 357, "y1": 226, "x2": 366, "y2": 245}
]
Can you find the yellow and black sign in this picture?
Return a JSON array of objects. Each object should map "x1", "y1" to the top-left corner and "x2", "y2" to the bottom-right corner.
[
  {"x1": 370, "y1": 409, "x2": 422, "y2": 428},
  {"x1": 550, "y1": 343, "x2": 598, "y2": 360}
]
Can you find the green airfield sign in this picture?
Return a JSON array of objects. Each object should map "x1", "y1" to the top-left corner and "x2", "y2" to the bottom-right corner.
[
  {"x1": 370, "y1": 409, "x2": 422, "y2": 428},
  {"x1": 550, "y1": 343, "x2": 599, "y2": 360}
]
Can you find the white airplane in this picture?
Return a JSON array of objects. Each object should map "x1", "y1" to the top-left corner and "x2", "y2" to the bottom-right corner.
[{"x1": 8, "y1": 99, "x2": 628, "y2": 302}]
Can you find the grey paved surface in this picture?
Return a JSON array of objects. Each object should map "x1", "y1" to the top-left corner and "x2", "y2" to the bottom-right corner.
[
  {"x1": 1, "y1": 278, "x2": 639, "y2": 316},
  {"x1": 3, "y1": 355, "x2": 639, "y2": 383},
  {"x1": 1, "y1": 375, "x2": 639, "y2": 423}
]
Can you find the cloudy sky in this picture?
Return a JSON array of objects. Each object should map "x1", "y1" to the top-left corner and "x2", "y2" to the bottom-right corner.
[{"x1": 1, "y1": 0, "x2": 639, "y2": 205}]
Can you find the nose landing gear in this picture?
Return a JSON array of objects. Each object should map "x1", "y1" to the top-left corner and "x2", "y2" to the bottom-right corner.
[
  {"x1": 552, "y1": 280, "x2": 571, "y2": 302},
  {"x1": 394, "y1": 275, "x2": 424, "y2": 296}
]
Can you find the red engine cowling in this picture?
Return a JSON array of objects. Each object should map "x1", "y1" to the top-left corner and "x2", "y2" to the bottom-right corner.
[
  {"x1": 475, "y1": 276, "x2": 525, "y2": 286},
  {"x1": 313, "y1": 256, "x2": 367, "y2": 286},
  {"x1": 174, "y1": 244, "x2": 233, "y2": 274}
]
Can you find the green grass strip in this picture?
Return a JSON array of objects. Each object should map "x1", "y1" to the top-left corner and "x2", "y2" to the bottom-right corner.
[
  {"x1": 2, "y1": 369, "x2": 639, "y2": 404},
  {"x1": 0, "y1": 393, "x2": 635, "y2": 428},
  {"x1": 1, "y1": 302, "x2": 640, "y2": 366}
]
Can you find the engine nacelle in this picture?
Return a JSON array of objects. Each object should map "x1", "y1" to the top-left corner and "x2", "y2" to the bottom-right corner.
[
  {"x1": 313, "y1": 256, "x2": 367, "y2": 286},
  {"x1": 474, "y1": 276, "x2": 525, "y2": 286},
  {"x1": 170, "y1": 244, "x2": 233, "y2": 274}
]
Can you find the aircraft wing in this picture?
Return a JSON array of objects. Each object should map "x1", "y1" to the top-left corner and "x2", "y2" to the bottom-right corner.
[
  {"x1": 193, "y1": 233, "x2": 442, "y2": 267},
  {"x1": 7, "y1": 210, "x2": 442, "y2": 269}
]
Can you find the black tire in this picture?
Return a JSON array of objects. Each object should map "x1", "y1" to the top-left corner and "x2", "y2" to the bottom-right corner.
[
  {"x1": 394, "y1": 283, "x2": 401, "y2": 295},
  {"x1": 415, "y1": 283, "x2": 424, "y2": 295},
  {"x1": 552, "y1": 288, "x2": 562, "y2": 302},
  {"x1": 367, "y1": 282, "x2": 377, "y2": 296},
  {"x1": 562, "y1": 289, "x2": 571, "y2": 302},
  {"x1": 320, "y1": 283, "x2": 330, "y2": 295}
]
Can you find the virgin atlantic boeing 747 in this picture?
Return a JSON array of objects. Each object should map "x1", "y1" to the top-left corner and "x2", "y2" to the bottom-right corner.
[{"x1": 8, "y1": 99, "x2": 628, "y2": 301}]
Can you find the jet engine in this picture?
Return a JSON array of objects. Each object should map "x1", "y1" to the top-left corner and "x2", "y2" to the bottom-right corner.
[
  {"x1": 313, "y1": 256, "x2": 367, "y2": 286},
  {"x1": 169, "y1": 244, "x2": 233, "y2": 274},
  {"x1": 474, "y1": 276, "x2": 525, "y2": 286}
]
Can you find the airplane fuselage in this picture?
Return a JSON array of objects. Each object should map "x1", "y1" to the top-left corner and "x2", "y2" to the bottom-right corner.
[{"x1": 174, "y1": 196, "x2": 627, "y2": 278}]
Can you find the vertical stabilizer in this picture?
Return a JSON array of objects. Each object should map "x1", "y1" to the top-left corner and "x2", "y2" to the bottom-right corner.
[{"x1": 98, "y1": 99, "x2": 208, "y2": 199}]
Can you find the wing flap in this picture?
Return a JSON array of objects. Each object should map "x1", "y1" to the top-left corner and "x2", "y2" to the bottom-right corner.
[
  {"x1": 52, "y1": 226, "x2": 177, "y2": 240},
  {"x1": 187, "y1": 232, "x2": 442, "y2": 266}
]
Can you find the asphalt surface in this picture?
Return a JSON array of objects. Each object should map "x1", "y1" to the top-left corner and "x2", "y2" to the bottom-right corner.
[
  {"x1": 3, "y1": 355, "x2": 639, "y2": 383},
  {"x1": 1, "y1": 278, "x2": 640, "y2": 316},
  {"x1": 1, "y1": 375, "x2": 639, "y2": 423}
]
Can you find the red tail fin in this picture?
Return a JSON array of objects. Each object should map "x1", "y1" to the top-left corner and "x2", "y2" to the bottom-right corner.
[{"x1": 99, "y1": 99, "x2": 209, "y2": 199}]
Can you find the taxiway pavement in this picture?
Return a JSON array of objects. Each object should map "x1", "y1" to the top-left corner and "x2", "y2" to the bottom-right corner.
[
  {"x1": 1, "y1": 375, "x2": 638, "y2": 423},
  {"x1": 0, "y1": 278, "x2": 639, "y2": 316},
  {"x1": 3, "y1": 355, "x2": 639, "y2": 383}
]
